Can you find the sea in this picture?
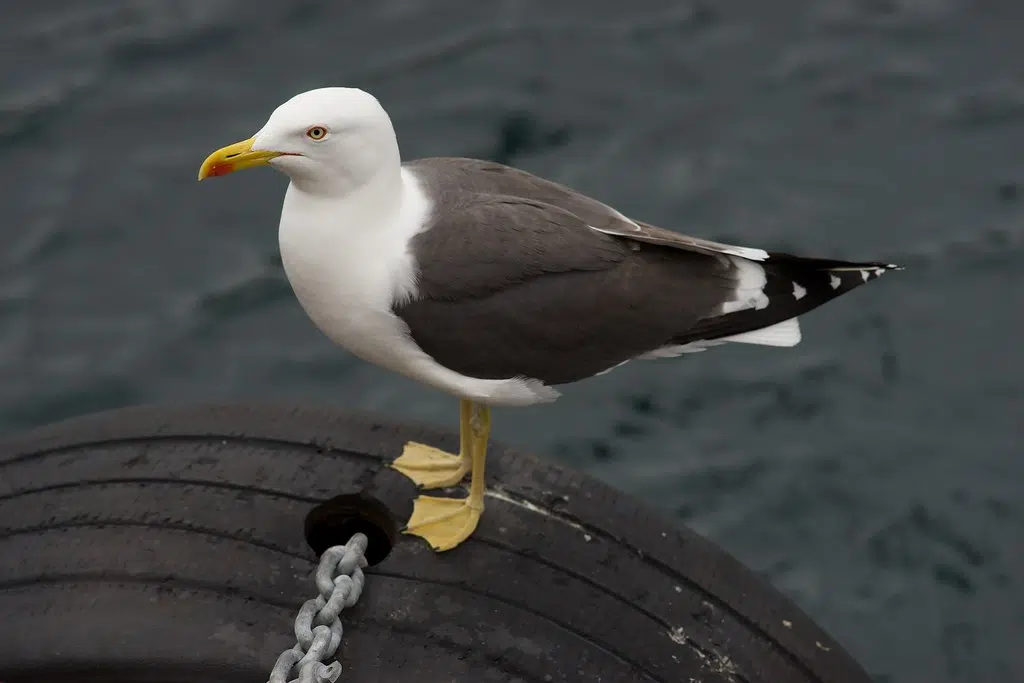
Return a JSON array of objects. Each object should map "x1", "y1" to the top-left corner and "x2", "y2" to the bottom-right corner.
[{"x1": 1, "y1": 2, "x2": 1021, "y2": 681}]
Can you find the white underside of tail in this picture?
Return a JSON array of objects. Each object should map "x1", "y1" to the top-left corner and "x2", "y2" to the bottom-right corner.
[
  {"x1": 636, "y1": 317, "x2": 802, "y2": 359},
  {"x1": 720, "y1": 317, "x2": 802, "y2": 347}
]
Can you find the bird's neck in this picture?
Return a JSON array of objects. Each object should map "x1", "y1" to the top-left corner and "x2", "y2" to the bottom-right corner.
[
  {"x1": 282, "y1": 157, "x2": 403, "y2": 223},
  {"x1": 287, "y1": 152, "x2": 403, "y2": 198}
]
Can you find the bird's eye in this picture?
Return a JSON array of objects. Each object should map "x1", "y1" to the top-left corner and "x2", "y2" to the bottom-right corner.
[{"x1": 306, "y1": 126, "x2": 328, "y2": 141}]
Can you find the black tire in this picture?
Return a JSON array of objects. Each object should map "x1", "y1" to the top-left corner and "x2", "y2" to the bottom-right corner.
[{"x1": 0, "y1": 403, "x2": 871, "y2": 683}]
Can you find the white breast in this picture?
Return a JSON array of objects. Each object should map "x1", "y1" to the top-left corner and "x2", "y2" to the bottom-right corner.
[
  {"x1": 276, "y1": 168, "x2": 561, "y2": 407},
  {"x1": 277, "y1": 170, "x2": 420, "y2": 366}
]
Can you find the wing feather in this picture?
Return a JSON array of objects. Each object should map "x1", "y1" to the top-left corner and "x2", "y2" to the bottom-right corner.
[{"x1": 407, "y1": 157, "x2": 769, "y2": 262}]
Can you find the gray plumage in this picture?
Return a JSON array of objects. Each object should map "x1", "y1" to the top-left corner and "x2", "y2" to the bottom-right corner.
[{"x1": 394, "y1": 157, "x2": 895, "y2": 385}]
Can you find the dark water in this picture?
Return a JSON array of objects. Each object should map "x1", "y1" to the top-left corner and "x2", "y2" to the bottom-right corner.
[{"x1": 1, "y1": 1, "x2": 1022, "y2": 681}]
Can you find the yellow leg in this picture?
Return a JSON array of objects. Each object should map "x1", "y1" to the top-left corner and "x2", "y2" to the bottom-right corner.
[
  {"x1": 403, "y1": 401, "x2": 489, "y2": 552},
  {"x1": 391, "y1": 399, "x2": 473, "y2": 489}
]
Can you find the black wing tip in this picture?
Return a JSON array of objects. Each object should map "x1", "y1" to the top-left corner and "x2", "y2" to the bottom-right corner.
[
  {"x1": 764, "y1": 250, "x2": 903, "y2": 272},
  {"x1": 817, "y1": 262, "x2": 903, "y2": 292},
  {"x1": 871, "y1": 261, "x2": 904, "y2": 272},
  {"x1": 828, "y1": 262, "x2": 904, "y2": 274}
]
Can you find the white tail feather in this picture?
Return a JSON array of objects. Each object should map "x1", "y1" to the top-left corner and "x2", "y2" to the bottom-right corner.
[
  {"x1": 720, "y1": 317, "x2": 801, "y2": 347},
  {"x1": 634, "y1": 317, "x2": 802, "y2": 362}
]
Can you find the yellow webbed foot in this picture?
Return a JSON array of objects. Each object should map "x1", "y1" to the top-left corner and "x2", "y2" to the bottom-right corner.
[
  {"x1": 391, "y1": 441, "x2": 470, "y2": 489},
  {"x1": 403, "y1": 494, "x2": 483, "y2": 552}
]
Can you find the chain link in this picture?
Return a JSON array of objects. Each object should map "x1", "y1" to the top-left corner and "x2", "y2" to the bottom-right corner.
[{"x1": 268, "y1": 533, "x2": 369, "y2": 683}]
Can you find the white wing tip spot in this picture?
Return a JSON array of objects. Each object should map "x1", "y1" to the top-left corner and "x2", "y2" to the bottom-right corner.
[
  {"x1": 792, "y1": 282, "x2": 807, "y2": 300},
  {"x1": 860, "y1": 269, "x2": 870, "y2": 282},
  {"x1": 829, "y1": 274, "x2": 841, "y2": 289}
]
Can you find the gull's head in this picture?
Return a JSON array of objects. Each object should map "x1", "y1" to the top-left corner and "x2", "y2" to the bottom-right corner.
[{"x1": 198, "y1": 87, "x2": 399, "y2": 194}]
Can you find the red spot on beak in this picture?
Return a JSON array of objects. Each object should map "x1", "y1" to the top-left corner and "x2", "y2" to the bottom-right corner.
[{"x1": 208, "y1": 163, "x2": 234, "y2": 177}]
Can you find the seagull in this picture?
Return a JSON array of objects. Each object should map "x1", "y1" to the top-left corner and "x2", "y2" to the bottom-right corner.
[{"x1": 198, "y1": 87, "x2": 900, "y2": 552}]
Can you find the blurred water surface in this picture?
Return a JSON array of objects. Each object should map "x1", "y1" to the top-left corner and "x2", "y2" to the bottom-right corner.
[{"x1": 1, "y1": 1, "x2": 1022, "y2": 681}]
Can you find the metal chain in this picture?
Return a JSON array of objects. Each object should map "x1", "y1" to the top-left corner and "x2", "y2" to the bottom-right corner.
[{"x1": 267, "y1": 533, "x2": 369, "y2": 683}]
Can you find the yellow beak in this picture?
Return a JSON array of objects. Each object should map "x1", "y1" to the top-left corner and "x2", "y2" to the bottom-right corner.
[{"x1": 197, "y1": 137, "x2": 282, "y2": 180}]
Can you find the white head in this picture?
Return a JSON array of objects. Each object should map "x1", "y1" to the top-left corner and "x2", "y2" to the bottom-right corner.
[{"x1": 198, "y1": 87, "x2": 400, "y2": 196}]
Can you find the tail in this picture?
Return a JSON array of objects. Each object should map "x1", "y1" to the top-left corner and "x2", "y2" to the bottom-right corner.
[{"x1": 670, "y1": 252, "x2": 903, "y2": 349}]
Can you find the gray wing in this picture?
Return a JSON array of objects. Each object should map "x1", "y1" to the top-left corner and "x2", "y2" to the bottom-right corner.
[
  {"x1": 405, "y1": 194, "x2": 627, "y2": 301},
  {"x1": 395, "y1": 190, "x2": 733, "y2": 385},
  {"x1": 405, "y1": 157, "x2": 768, "y2": 261},
  {"x1": 399, "y1": 158, "x2": 898, "y2": 385}
]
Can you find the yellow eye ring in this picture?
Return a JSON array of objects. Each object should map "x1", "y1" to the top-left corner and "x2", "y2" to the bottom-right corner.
[{"x1": 306, "y1": 126, "x2": 328, "y2": 140}]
